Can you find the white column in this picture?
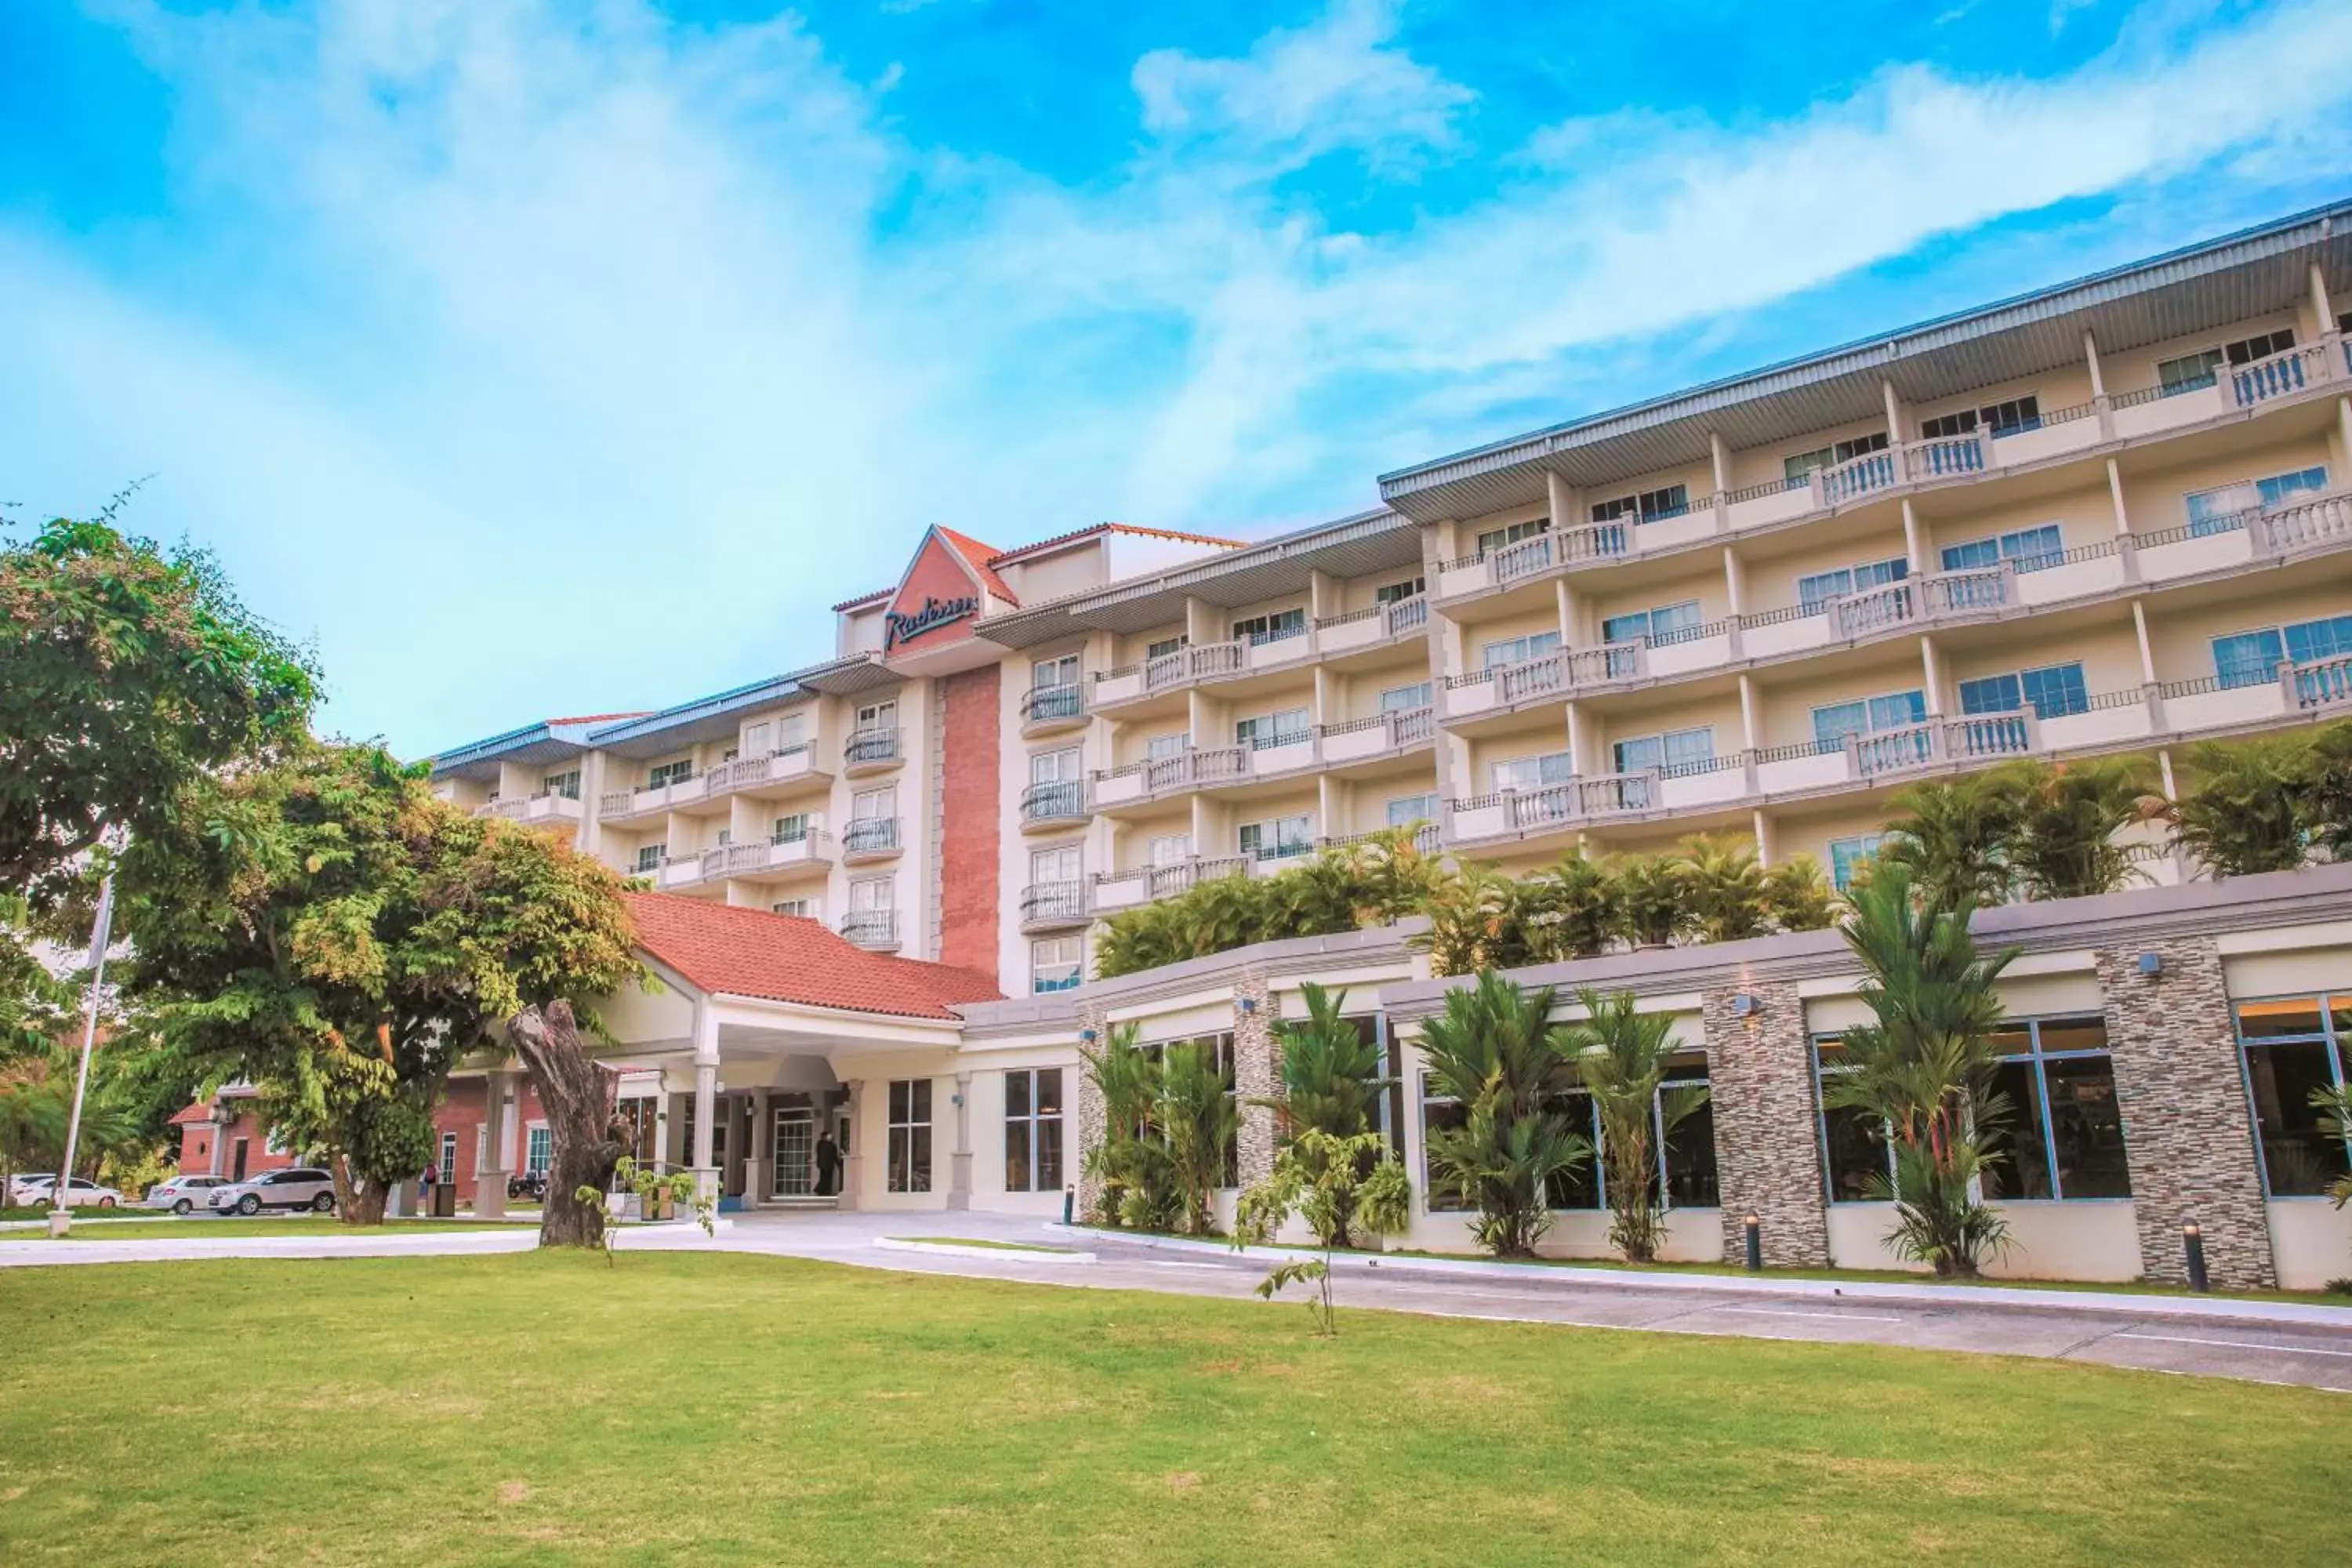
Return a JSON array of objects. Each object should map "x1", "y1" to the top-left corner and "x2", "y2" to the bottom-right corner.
[
  {"x1": 2310, "y1": 260, "x2": 2336, "y2": 338},
  {"x1": 1919, "y1": 635, "x2": 1944, "y2": 717},
  {"x1": 949, "y1": 1071, "x2": 974, "y2": 1210},
  {"x1": 1553, "y1": 577, "x2": 1577, "y2": 646},
  {"x1": 2132, "y1": 599, "x2": 2159, "y2": 685},
  {"x1": 1708, "y1": 430, "x2": 1733, "y2": 495},
  {"x1": 839, "y1": 1079, "x2": 865, "y2": 1211},
  {"x1": 1737, "y1": 673, "x2": 1760, "y2": 752},
  {"x1": 2083, "y1": 329, "x2": 2106, "y2": 399},
  {"x1": 1564, "y1": 700, "x2": 1588, "y2": 777},
  {"x1": 745, "y1": 1087, "x2": 771, "y2": 1208},
  {"x1": 475, "y1": 1070, "x2": 511, "y2": 1220},
  {"x1": 690, "y1": 998, "x2": 720, "y2": 1202},
  {"x1": 1751, "y1": 808, "x2": 1775, "y2": 867},
  {"x1": 1722, "y1": 547, "x2": 1745, "y2": 618},
  {"x1": 1882, "y1": 377, "x2": 1906, "y2": 445},
  {"x1": 1900, "y1": 498, "x2": 1926, "y2": 575},
  {"x1": 2106, "y1": 458, "x2": 2132, "y2": 535},
  {"x1": 1544, "y1": 468, "x2": 1575, "y2": 530}
]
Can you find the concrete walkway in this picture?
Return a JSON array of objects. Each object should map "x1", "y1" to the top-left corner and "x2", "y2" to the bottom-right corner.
[{"x1": 8, "y1": 1208, "x2": 2351, "y2": 1393}]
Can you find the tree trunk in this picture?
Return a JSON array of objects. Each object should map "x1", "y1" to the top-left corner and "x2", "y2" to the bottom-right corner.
[
  {"x1": 330, "y1": 1153, "x2": 387, "y2": 1227},
  {"x1": 505, "y1": 1001, "x2": 624, "y2": 1249}
]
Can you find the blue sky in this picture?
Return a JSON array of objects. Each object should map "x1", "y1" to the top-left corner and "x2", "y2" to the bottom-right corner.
[{"x1": 4, "y1": 1, "x2": 2349, "y2": 757}]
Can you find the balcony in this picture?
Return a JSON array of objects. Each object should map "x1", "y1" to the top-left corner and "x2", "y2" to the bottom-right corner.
[
  {"x1": 1310, "y1": 593, "x2": 1432, "y2": 659},
  {"x1": 1091, "y1": 601, "x2": 1432, "y2": 712},
  {"x1": 841, "y1": 817, "x2": 902, "y2": 864},
  {"x1": 843, "y1": 727, "x2": 903, "y2": 777},
  {"x1": 599, "y1": 773, "x2": 703, "y2": 822},
  {"x1": 1019, "y1": 779, "x2": 1088, "y2": 831},
  {"x1": 1318, "y1": 823, "x2": 1442, "y2": 856},
  {"x1": 1434, "y1": 333, "x2": 2351, "y2": 605},
  {"x1": 1019, "y1": 682, "x2": 1087, "y2": 735},
  {"x1": 1090, "y1": 710, "x2": 1436, "y2": 810},
  {"x1": 715, "y1": 829, "x2": 836, "y2": 883},
  {"x1": 698, "y1": 745, "x2": 829, "y2": 803},
  {"x1": 474, "y1": 790, "x2": 583, "y2": 830},
  {"x1": 1091, "y1": 854, "x2": 1265, "y2": 916},
  {"x1": 839, "y1": 909, "x2": 899, "y2": 951},
  {"x1": 1018, "y1": 880, "x2": 1091, "y2": 934}
]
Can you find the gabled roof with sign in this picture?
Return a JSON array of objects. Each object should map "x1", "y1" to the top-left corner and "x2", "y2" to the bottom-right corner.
[
  {"x1": 934, "y1": 527, "x2": 1017, "y2": 605},
  {"x1": 623, "y1": 893, "x2": 1003, "y2": 1021}
]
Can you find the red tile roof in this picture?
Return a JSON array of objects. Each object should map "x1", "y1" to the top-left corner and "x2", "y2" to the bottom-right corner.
[
  {"x1": 987, "y1": 521, "x2": 1245, "y2": 563},
  {"x1": 935, "y1": 526, "x2": 1018, "y2": 605},
  {"x1": 168, "y1": 1102, "x2": 215, "y2": 1127},
  {"x1": 621, "y1": 893, "x2": 1003, "y2": 1022}
]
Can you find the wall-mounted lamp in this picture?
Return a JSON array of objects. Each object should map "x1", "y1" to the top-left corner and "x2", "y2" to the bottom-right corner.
[
  {"x1": 2137, "y1": 952, "x2": 2164, "y2": 978},
  {"x1": 1080, "y1": 1027, "x2": 1098, "y2": 1044},
  {"x1": 1237, "y1": 996, "x2": 1258, "y2": 1015},
  {"x1": 1729, "y1": 993, "x2": 1762, "y2": 1019},
  {"x1": 950, "y1": 1093, "x2": 964, "y2": 1109}
]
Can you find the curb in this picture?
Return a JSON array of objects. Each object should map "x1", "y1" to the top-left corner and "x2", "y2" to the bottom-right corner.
[
  {"x1": 1047, "y1": 1225, "x2": 2352, "y2": 1328},
  {"x1": 877, "y1": 1237, "x2": 1097, "y2": 1265}
]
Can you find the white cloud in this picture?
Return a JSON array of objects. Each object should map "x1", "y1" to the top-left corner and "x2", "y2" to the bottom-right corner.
[{"x1": 7, "y1": 0, "x2": 2351, "y2": 753}]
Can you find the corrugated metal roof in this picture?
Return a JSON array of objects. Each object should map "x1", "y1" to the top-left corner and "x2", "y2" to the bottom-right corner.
[
  {"x1": 428, "y1": 714, "x2": 640, "y2": 779},
  {"x1": 1379, "y1": 200, "x2": 2352, "y2": 522}
]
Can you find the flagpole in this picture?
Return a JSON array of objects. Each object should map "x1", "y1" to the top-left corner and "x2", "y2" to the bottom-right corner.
[{"x1": 49, "y1": 875, "x2": 114, "y2": 1240}]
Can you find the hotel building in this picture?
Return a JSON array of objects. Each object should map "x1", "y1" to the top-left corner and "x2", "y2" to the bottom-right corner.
[{"x1": 424, "y1": 204, "x2": 2352, "y2": 1290}]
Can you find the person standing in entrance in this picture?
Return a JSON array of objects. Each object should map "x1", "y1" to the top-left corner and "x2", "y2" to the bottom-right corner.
[{"x1": 814, "y1": 1130, "x2": 841, "y2": 1197}]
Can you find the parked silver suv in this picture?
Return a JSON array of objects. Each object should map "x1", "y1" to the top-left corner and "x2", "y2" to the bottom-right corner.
[{"x1": 207, "y1": 1167, "x2": 337, "y2": 1216}]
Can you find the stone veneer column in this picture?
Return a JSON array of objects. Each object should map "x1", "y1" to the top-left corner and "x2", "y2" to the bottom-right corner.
[
  {"x1": 1073, "y1": 1000, "x2": 1109, "y2": 1221},
  {"x1": 1702, "y1": 981, "x2": 1830, "y2": 1267},
  {"x1": 2095, "y1": 940, "x2": 2276, "y2": 1289},
  {"x1": 1232, "y1": 972, "x2": 1281, "y2": 1191}
]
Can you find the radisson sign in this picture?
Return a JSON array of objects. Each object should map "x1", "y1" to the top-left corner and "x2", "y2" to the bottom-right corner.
[{"x1": 885, "y1": 593, "x2": 978, "y2": 650}]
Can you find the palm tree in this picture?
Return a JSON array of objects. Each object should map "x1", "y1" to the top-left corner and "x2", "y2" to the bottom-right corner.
[
  {"x1": 1521, "y1": 849, "x2": 1616, "y2": 961},
  {"x1": 1822, "y1": 862, "x2": 2019, "y2": 1276},
  {"x1": 2006, "y1": 757, "x2": 2156, "y2": 900},
  {"x1": 1092, "y1": 901, "x2": 1188, "y2": 981},
  {"x1": 1416, "y1": 971, "x2": 1589, "y2": 1256},
  {"x1": 2303, "y1": 720, "x2": 2352, "y2": 864},
  {"x1": 1414, "y1": 862, "x2": 1540, "y2": 977},
  {"x1": 1761, "y1": 854, "x2": 1838, "y2": 931},
  {"x1": 2312, "y1": 1080, "x2": 2352, "y2": 1212},
  {"x1": 1268, "y1": 982, "x2": 1388, "y2": 1140},
  {"x1": 1079, "y1": 1023, "x2": 1174, "y2": 1229},
  {"x1": 1556, "y1": 988, "x2": 1707, "y2": 1262},
  {"x1": 1160, "y1": 1039, "x2": 1238, "y2": 1236},
  {"x1": 2168, "y1": 735, "x2": 2314, "y2": 877},
  {"x1": 1677, "y1": 835, "x2": 1771, "y2": 942},
  {"x1": 1879, "y1": 773, "x2": 2021, "y2": 910},
  {"x1": 1610, "y1": 853, "x2": 1696, "y2": 949},
  {"x1": 1337, "y1": 826, "x2": 1450, "y2": 927}
]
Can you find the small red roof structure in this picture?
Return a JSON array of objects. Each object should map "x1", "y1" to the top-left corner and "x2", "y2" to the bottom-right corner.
[
  {"x1": 167, "y1": 1102, "x2": 215, "y2": 1127},
  {"x1": 933, "y1": 526, "x2": 1018, "y2": 605},
  {"x1": 621, "y1": 893, "x2": 1003, "y2": 1021}
]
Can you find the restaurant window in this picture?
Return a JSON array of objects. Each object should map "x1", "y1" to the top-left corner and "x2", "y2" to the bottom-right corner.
[
  {"x1": 2234, "y1": 995, "x2": 2352, "y2": 1196},
  {"x1": 1980, "y1": 1018, "x2": 2132, "y2": 1201},
  {"x1": 1004, "y1": 1069, "x2": 1065, "y2": 1193},
  {"x1": 887, "y1": 1080, "x2": 932, "y2": 1193}
]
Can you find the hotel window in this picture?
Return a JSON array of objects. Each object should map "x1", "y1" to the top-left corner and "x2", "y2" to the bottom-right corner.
[
  {"x1": 437, "y1": 1133, "x2": 458, "y2": 1185},
  {"x1": 1813, "y1": 1037, "x2": 1888, "y2": 1202},
  {"x1": 775, "y1": 713, "x2": 808, "y2": 752},
  {"x1": 1420, "y1": 1074, "x2": 1469, "y2": 1210},
  {"x1": 1796, "y1": 556, "x2": 1907, "y2": 612},
  {"x1": 886, "y1": 1080, "x2": 932, "y2": 1193},
  {"x1": 1142, "y1": 1033, "x2": 1240, "y2": 1186},
  {"x1": 1600, "y1": 600, "x2": 1704, "y2": 647},
  {"x1": 1612, "y1": 728, "x2": 1714, "y2": 778},
  {"x1": 771, "y1": 898, "x2": 815, "y2": 918},
  {"x1": 1004, "y1": 1068, "x2": 1066, "y2": 1192},
  {"x1": 1030, "y1": 844, "x2": 1081, "y2": 893},
  {"x1": 2187, "y1": 466, "x2": 2328, "y2": 537},
  {"x1": 1919, "y1": 394, "x2": 2042, "y2": 440},
  {"x1": 1145, "y1": 633, "x2": 1189, "y2": 661},
  {"x1": 1031, "y1": 936, "x2": 1083, "y2": 995},
  {"x1": 1824, "y1": 835, "x2": 1882, "y2": 894},
  {"x1": 647, "y1": 759, "x2": 692, "y2": 789},
  {"x1": 1033, "y1": 652, "x2": 1080, "y2": 688},
  {"x1": 1783, "y1": 431, "x2": 1887, "y2": 484},
  {"x1": 1491, "y1": 752, "x2": 1572, "y2": 793},
  {"x1": 525, "y1": 1124, "x2": 552, "y2": 1177},
  {"x1": 1239, "y1": 813, "x2": 1314, "y2": 862},
  {"x1": 1811, "y1": 690, "x2": 1926, "y2": 751},
  {"x1": 771, "y1": 812, "x2": 811, "y2": 844},
  {"x1": 2234, "y1": 995, "x2": 2352, "y2": 1196},
  {"x1": 542, "y1": 770, "x2": 580, "y2": 800},
  {"x1": 1590, "y1": 484, "x2": 1690, "y2": 524},
  {"x1": 1980, "y1": 1018, "x2": 2132, "y2": 1201},
  {"x1": 1385, "y1": 793, "x2": 1438, "y2": 829},
  {"x1": 1380, "y1": 681, "x2": 1433, "y2": 713},
  {"x1": 1374, "y1": 575, "x2": 1426, "y2": 604},
  {"x1": 1233, "y1": 709, "x2": 1310, "y2": 750},
  {"x1": 1147, "y1": 832, "x2": 1192, "y2": 866},
  {"x1": 1146, "y1": 731, "x2": 1189, "y2": 761},
  {"x1": 743, "y1": 721, "x2": 770, "y2": 757},
  {"x1": 1232, "y1": 608, "x2": 1307, "y2": 646},
  {"x1": 1480, "y1": 630, "x2": 1562, "y2": 670},
  {"x1": 1958, "y1": 662, "x2": 2089, "y2": 721},
  {"x1": 2212, "y1": 614, "x2": 2352, "y2": 690},
  {"x1": 1940, "y1": 523, "x2": 2063, "y2": 573},
  {"x1": 1030, "y1": 749, "x2": 1082, "y2": 810},
  {"x1": 634, "y1": 843, "x2": 666, "y2": 873},
  {"x1": 715, "y1": 828, "x2": 732, "y2": 848},
  {"x1": 1474, "y1": 517, "x2": 1549, "y2": 557},
  {"x1": 2226, "y1": 328, "x2": 2297, "y2": 365},
  {"x1": 855, "y1": 699, "x2": 896, "y2": 735}
]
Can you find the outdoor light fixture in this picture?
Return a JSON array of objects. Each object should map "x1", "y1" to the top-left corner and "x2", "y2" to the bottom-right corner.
[
  {"x1": 1080, "y1": 1027, "x2": 1097, "y2": 1044},
  {"x1": 2137, "y1": 952, "x2": 2164, "y2": 978},
  {"x1": 1730, "y1": 993, "x2": 1762, "y2": 1018}
]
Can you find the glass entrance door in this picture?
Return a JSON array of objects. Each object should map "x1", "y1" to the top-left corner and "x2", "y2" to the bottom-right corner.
[{"x1": 772, "y1": 1108, "x2": 815, "y2": 1197}]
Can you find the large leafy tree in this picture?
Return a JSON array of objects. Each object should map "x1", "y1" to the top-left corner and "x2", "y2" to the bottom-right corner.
[
  {"x1": 113, "y1": 740, "x2": 643, "y2": 1223},
  {"x1": 1, "y1": 505, "x2": 316, "y2": 910}
]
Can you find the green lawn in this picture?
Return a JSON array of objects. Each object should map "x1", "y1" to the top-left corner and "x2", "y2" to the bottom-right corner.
[
  {"x1": 0, "y1": 1253, "x2": 2342, "y2": 1566},
  {"x1": 0, "y1": 1218, "x2": 532, "y2": 1242}
]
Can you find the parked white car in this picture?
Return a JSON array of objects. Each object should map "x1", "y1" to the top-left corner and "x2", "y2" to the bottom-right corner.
[
  {"x1": 144, "y1": 1175, "x2": 232, "y2": 1214},
  {"x1": 206, "y1": 1167, "x2": 336, "y2": 1216},
  {"x1": 15, "y1": 1175, "x2": 124, "y2": 1208},
  {"x1": 8, "y1": 1173, "x2": 60, "y2": 1207}
]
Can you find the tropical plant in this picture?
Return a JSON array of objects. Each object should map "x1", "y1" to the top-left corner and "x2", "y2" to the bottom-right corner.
[
  {"x1": 1260, "y1": 983, "x2": 1393, "y2": 1246},
  {"x1": 1520, "y1": 850, "x2": 1616, "y2": 962},
  {"x1": 1330, "y1": 826, "x2": 1451, "y2": 927},
  {"x1": 1414, "y1": 862, "x2": 1541, "y2": 978},
  {"x1": 1879, "y1": 774, "x2": 2022, "y2": 910},
  {"x1": 575, "y1": 1154, "x2": 715, "y2": 1264},
  {"x1": 2166, "y1": 735, "x2": 2312, "y2": 877},
  {"x1": 1159, "y1": 1039, "x2": 1238, "y2": 1235},
  {"x1": 2004, "y1": 757, "x2": 2156, "y2": 900},
  {"x1": 1761, "y1": 854, "x2": 1838, "y2": 931},
  {"x1": 2298, "y1": 720, "x2": 2352, "y2": 863},
  {"x1": 1078, "y1": 1022, "x2": 1175, "y2": 1229},
  {"x1": 1415, "y1": 971, "x2": 1589, "y2": 1256},
  {"x1": 0, "y1": 1069, "x2": 67, "y2": 1200},
  {"x1": 2313, "y1": 1080, "x2": 2352, "y2": 1212},
  {"x1": 1610, "y1": 854, "x2": 1696, "y2": 948},
  {"x1": 1822, "y1": 862, "x2": 2019, "y2": 1276},
  {"x1": 1679, "y1": 836, "x2": 1771, "y2": 943},
  {"x1": 1556, "y1": 988, "x2": 1707, "y2": 1263},
  {"x1": 1232, "y1": 1129, "x2": 1414, "y2": 1336}
]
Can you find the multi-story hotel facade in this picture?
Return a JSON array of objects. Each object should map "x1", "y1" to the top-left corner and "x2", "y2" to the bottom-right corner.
[{"x1": 428, "y1": 205, "x2": 2352, "y2": 1289}]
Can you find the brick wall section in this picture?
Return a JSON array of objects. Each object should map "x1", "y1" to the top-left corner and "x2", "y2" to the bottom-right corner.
[
  {"x1": 1233, "y1": 974, "x2": 1281, "y2": 1191},
  {"x1": 936, "y1": 667, "x2": 1002, "y2": 985},
  {"x1": 174, "y1": 1109, "x2": 299, "y2": 1181},
  {"x1": 430, "y1": 1077, "x2": 550, "y2": 1203},
  {"x1": 2096, "y1": 940, "x2": 2276, "y2": 1289},
  {"x1": 1073, "y1": 999, "x2": 1109, "y2": 1220},
  {"x1": 1704, "y1": 981, "x2": 1828, "y2": 1267}
]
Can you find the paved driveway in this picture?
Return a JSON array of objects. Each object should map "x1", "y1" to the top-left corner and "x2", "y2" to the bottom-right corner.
[{"x1": 9, "y1": 1207, "x2": 2350, "y2": 1392}]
